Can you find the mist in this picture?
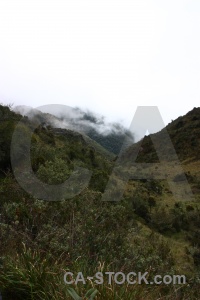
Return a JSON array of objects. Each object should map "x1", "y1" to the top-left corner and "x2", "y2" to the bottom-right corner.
[{"x1": 14, "y1": 104, "x2": 135, "y2": 155}]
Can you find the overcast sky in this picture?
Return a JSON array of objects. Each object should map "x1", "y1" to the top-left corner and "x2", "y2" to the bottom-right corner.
[{"x1": 0, "y1": 0, "x2": 200, "y2": 133}]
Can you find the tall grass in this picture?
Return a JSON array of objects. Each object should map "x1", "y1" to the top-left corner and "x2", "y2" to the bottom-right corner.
[{"x1": 0, "y1": 244, "x2": 199, "y2": 299}]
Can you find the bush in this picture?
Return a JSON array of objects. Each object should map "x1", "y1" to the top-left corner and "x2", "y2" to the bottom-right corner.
[{"x1": 37, "y1": 158, "x2": 71, "y2": 185}]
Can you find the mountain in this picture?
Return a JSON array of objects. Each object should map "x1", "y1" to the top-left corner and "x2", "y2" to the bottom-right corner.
[
  {"x1": 13, "y1": 105, "x2": 134, "y2": 155},
  {"x1": 0, "y1": 104, "x2": 200, "y2": 299},
  {"x1": 124, "y1": 107, "x2": 200, "y2": 163},
  {"x1": 119, "y1": 106, "x2": 200, "y2": 206}
]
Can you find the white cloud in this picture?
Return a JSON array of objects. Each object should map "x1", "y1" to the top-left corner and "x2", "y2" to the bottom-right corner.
[{"x1": 0, "y1": 0, "x2": 200, "y2": 134}]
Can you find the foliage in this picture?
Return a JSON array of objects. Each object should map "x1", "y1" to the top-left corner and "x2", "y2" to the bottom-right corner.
[
  {"x1": 37, "y1": 158, "x2": 71, "y2": 184},
  {"x1": 0, "y1": 104, "x2": 200, "y2": 299}
]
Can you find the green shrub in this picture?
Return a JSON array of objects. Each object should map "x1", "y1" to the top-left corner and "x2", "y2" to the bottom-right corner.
[{"x1": 37, "y1": 158, "x2": 71, "y2": 184}]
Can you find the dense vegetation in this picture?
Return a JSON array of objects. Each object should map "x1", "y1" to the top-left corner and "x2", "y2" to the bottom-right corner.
[{"x1": 0, "y1": 104, "x2": 200, "y2": 299}]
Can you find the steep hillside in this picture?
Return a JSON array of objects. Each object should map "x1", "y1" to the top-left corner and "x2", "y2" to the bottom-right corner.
[
  {"x1": 0, "y1": 104, "x2": 200, "y2": 299},
  {"x1": 14, "y1": 105, "x2": 134, "y2": 155},
  {"x1": 120, "y1": 107, "x2": 200, "y2": 202},
  {"x1": 125, "y1": 107, "x2": 200, "y2": 163},
  {"x1": 51, "y1": 127, "x2": 115, "y2": 160}
]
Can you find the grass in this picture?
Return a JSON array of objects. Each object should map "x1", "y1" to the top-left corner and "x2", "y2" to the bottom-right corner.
[
  {"x1": 1, "y1": 104, "x2": 200, "y2": 299},
  {"x1": 1, "y1": 243, "x2": 200, "y2": 300}
]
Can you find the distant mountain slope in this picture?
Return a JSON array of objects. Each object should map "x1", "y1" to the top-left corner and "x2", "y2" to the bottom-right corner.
[
  {"x1": 14, "y1": 105, "x2": 134, "y2": 155},
  {"x1": 124, "y1": 107, "x2": 200, "y2": 163},
  {"x1": 0, "y1": 104, "x2": 113, "y2": 193},
  {"x1": 51, "y1": 127, "x2": 115, "y2": 160}
]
